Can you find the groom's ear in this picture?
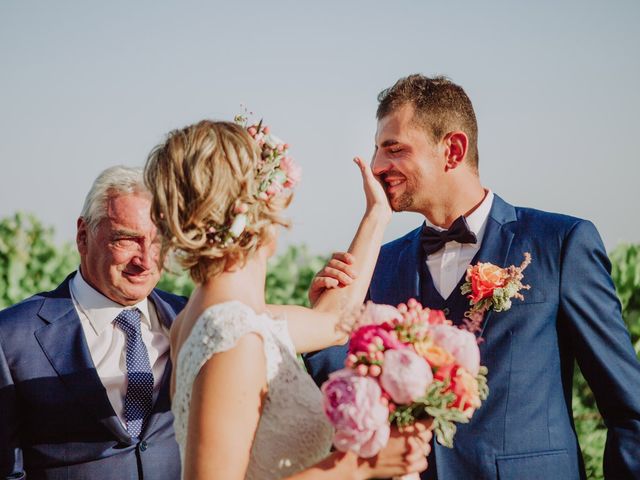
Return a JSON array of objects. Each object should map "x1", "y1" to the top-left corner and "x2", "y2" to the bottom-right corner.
[{"x1": 443, "y1": 131, "x2": 468, "y2": 171}]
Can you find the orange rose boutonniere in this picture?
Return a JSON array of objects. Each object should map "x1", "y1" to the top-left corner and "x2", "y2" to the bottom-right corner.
[{"x1": 460, "y1": 253, "x2": 532, "y2": 335}]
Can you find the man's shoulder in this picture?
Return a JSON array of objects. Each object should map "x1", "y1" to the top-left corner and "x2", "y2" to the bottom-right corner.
[
  {"x1": 151, "y1": 288, "x2": 188, "y2": 313},
  {"x1": 512, "y1": 204, "x2": 594, "y2": 236},
  {"x1": 0, "y1": 280, "x2": 70, "y2": 331}
]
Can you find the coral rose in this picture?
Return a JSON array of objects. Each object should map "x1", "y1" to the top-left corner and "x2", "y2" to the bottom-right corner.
[
  {"x1": 434, "y1": 364, "x2": 481, "y2": 418},
  {"x1": 414, "y1": 341, "x2": 455, "y2": 369},
  {"x1": 466, "y1": 262, "x2": 508, "y2": 304}
]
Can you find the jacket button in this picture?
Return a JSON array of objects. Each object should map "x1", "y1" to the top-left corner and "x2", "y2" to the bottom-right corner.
[
  {"x1": 443, "y1": 308, "x2": 450, "y2": 316},
  {"x1": 139, "y1": 440, "x2": 148, "y2": 452}
]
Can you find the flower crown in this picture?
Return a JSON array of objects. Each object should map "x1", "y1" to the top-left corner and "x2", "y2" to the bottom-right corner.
[{"x1": 204, "y1": 114, "x2": 301, "y2": 248}]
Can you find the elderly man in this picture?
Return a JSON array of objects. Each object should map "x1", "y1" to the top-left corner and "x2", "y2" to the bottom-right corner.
[{"x1": 0, "y1": 166, "x2": 186, "y2": 480}]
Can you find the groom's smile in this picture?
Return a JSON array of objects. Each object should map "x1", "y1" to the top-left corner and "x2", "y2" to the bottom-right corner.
[{"x1": 381, "y1": 173, "x2": 407, "y2": 197}]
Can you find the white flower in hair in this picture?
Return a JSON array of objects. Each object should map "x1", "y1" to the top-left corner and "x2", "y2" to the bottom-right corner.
[{"x1": 229, "y1": 214, "x2": 247, "y2": 238}]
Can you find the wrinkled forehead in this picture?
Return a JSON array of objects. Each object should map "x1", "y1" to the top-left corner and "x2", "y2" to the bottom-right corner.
[{"x1": 104, "y1": 192, "x2": 154, "y2": 231}]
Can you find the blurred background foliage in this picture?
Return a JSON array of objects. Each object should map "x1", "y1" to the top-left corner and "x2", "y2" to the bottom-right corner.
[{"x1": 1, "y1": 212, "x2": 639, "y2": 480}]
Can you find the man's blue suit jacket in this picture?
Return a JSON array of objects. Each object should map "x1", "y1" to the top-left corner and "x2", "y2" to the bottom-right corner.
[
  {"x1": 305, "y1": 195, "x2": 640, "y2": 480},
  {"x1": 0, "y1": 272, "x2": 187, "y2": 480}
]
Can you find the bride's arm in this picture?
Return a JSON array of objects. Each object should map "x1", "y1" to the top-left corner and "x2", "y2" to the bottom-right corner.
[
  {"x1": 183, "y1": 333, "x2": 267, "y2": 479},
  {"x1": 269, "y1": 157, "x2": 390, "y2": 353}
]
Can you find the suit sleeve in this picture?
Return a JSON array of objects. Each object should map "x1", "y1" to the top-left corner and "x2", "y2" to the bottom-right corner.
[
  {"x1": 559, "y1": 220, "x2": 640, "y2": 479},
  {"x1": 0, "y1": 333, "x2": 25, "y2": 479},
  {"x1": 303, "y1": 343, "x2": 349, "y2": 388}
]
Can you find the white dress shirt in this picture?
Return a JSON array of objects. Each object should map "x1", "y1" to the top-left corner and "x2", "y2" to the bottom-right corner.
[
  {"x1": 424, "y1": 190, "x2": 494, "y2": 299},
  {"x1": 70, "y1": 271, "x2": 170, "y2": 428}
]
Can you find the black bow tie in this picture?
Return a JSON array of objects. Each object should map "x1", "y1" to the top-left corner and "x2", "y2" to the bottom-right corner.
[{"x1": 420, "y1": 215, "x2": 477, "y2": 257}]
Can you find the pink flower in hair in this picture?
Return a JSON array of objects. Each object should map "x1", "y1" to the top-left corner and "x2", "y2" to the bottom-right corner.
[{"x1": 280, "y1": 156, "x2": 302, "y2": 188}]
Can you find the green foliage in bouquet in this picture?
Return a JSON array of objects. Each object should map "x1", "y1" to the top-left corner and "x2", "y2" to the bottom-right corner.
[
  {"x1": 0, "y1": 213, "x2": 78, "y2": 308},
  {"x1": 389, "y1": 366, "x2": 489, "y2": 448}
]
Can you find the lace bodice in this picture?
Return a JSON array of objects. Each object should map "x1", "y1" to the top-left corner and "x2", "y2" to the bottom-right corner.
[{"x1": 172, "y1": 301, "x2": 333, "y2": 479}]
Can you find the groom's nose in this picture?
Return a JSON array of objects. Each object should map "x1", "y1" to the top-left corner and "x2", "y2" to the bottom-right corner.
[{"x1": 372, "y1": 150, "x2": 390, "y2": 176}]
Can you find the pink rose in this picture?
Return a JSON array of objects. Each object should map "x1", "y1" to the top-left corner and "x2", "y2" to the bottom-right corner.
[
  {"x1": 429, "y1": 324, "x2": 480, "y2": 376},
  {"x1": 265, "y1": 182, "x2": 283, "y2": 197},
  {"x1": 322, "y1": 369, "x2": 390, "y2": 458},
  {"x1": 380, "y1": 349, "x2": 433, "y2": 404},
  {"x1": 279, "y1": 156, "x2": 302, "y2": 188},
  {"x1": 349, "y1": 324, "x2": 406, "y2": 356}
]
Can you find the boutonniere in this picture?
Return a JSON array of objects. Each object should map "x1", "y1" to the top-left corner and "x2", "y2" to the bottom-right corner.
[{"x1": 460, "y1": 253, "x2": 532, "y2": 336}]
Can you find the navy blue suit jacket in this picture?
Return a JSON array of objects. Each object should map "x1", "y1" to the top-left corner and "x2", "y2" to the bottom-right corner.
[
  {"x1": 0, "y1": 272, "x2": 187, "y2": 480},
  {"x1": 305, "y1": 195, "x2": 640, "y2": 479}
]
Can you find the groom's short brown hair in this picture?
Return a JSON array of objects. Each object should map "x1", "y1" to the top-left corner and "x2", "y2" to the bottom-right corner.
[{"x1": 377, "y1": 74, "x2": 479, "y2": 170}]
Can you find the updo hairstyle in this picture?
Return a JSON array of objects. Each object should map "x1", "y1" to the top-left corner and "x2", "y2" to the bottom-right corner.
[{"x1": 144, "y1": 120, "x2": 291, "y2": 283}]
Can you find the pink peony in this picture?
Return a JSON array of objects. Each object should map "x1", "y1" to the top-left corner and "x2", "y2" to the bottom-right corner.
[
  {"x1": 429, "y1": 324, "x2": 480, "y2": 376},
  {"x1": 349, "y1": 324, "x2": 406, "y2": 356},
  {"x1": 322, "y1": 369, "x2": 390, "y2": 458},
  {"x1": 380, "y1": 349, "x2": 433, "y2": 404},
  {"x1": 361, "y1": 302, "x2": 403, "y2": 326}
]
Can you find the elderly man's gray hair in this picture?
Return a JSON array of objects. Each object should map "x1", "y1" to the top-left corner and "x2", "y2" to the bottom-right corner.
[{"x1": 80, "y1": 165, "x2": 148, "y2": 230}]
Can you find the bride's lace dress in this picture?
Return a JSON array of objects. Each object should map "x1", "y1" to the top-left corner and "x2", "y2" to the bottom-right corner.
[{"x1": 172, "y1": 301, "x2": 334, "y2": 479}]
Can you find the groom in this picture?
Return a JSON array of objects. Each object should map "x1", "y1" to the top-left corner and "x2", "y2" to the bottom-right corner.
[
  {"x1": 305, "y1": 74, "x2": 640, "y2": 479},
  {"x1": 0, "y1": 166, "x2": 185, "y2": 479}
]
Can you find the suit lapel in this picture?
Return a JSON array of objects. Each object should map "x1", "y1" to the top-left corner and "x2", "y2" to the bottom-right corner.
[
  {"x1": 142, "y1": 290, "x2": 177, "y2": 437},
  {"x1": 473, "y1": 195, "x2": 517, "y2": 337},
  {"x1": 395, "y1": 228, "x2": 422, "y2": 303},
  {"x1": 34, "y1": 276, "x2": 131, "y2": 443}
]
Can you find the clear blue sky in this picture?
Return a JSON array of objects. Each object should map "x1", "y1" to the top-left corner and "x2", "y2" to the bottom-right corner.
[{"x1": 1, "y1": 0, "x2": 639, "y2": 254}]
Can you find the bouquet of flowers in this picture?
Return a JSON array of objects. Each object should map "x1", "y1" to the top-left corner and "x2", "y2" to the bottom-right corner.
[{"x1": 321, "y1": 299, "x2": 488, "y2": 476}]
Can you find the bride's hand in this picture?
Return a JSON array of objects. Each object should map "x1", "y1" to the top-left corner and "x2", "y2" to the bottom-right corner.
[
  {"x1": 357, "y1": 420, "x2": 432, "y2": 479},
  {"x1": 354, "y1": 156, "x2": 391, "y2": 223}
]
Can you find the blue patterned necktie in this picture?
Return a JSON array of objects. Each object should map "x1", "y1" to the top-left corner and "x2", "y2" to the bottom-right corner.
[{"x1": 114, "y1": 308, "x2": 154, "y2": 438}]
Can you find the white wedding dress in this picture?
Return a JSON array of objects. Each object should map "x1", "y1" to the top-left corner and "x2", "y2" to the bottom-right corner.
[{"x1": 172, "y1": 300, "x2": 334, "y2": 479}]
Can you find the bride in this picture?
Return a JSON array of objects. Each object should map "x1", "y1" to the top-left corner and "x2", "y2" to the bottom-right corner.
[{"x1": 143, "y1": 119, "x2": 430, "y2": 479}]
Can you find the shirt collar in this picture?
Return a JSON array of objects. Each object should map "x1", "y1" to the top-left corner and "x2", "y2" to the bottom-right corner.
[
  {"x1": 424, "y1": 189, "x2": 494, "y2": 239},
  {"x1": 465, "y1": 189, "x2": 494, "y2": 240},
  {"x1": 70, "y1": 270, "x2": 152, "y2": 335}
]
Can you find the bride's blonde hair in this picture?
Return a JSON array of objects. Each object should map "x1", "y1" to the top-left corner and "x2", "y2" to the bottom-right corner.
[{"x1": 144, "y1": 120, "x2": 291, "y2": 283}]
